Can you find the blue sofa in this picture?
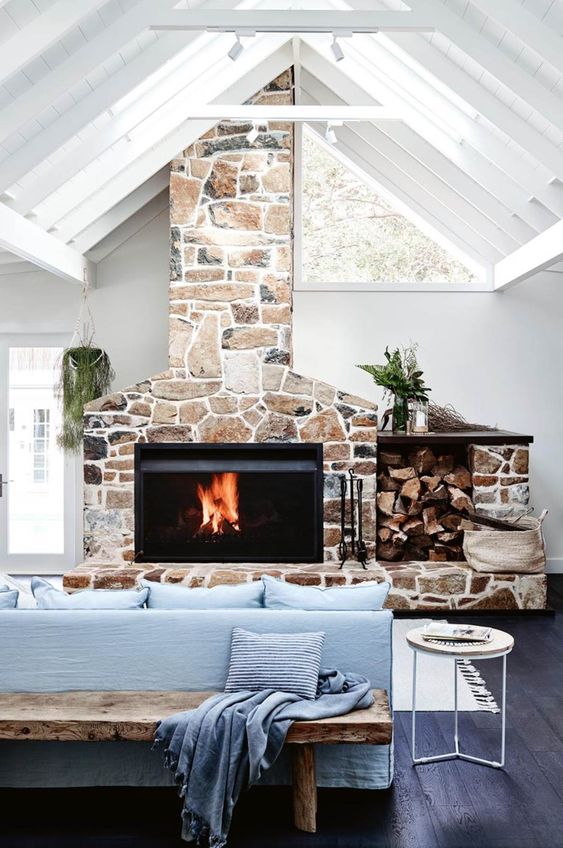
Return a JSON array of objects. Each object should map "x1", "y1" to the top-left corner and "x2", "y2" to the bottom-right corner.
[{"x1": 0, "y1": 608, "x2": 393, "y2": 788}]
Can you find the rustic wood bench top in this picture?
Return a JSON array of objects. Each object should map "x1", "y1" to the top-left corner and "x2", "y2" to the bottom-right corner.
[
  {"x1": 0, "y1": 689, "x2": 392, "y2": 744},
  {"x1": 0, "y1": 689, "x2": 392, "y2": 834}
]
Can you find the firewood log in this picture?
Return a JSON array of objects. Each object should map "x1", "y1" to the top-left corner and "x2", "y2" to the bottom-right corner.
[
  {"x1": 377, "y1": 473, "x2": 400, "y2": 492},
  {"x1": 401, "y1": 477, "x2": 421, "y2": 501},
  {"x1": 393, "y1": 495, "x2": 409, "y2": 515},
  {"x1": 421, "y1": 474, "x2": 441, "y2": 492},
  {"x1": 428, "y1": 549, "x2": 449, "y2": 562},
  {"x1": 431, "y1": 454, "x2": 455, "y2": 477},
  {"x1": 444, "y1": 466, "x2": 472, "y2": 489},
  {"x1": 403, "y1": 517, "x2": 424, "y2": 536},
  {"x1": 408, "y1": 447, "x2": 436, "y2": 474},
  {"x1": 421, "y1": 483, "x2": 449, "y2": 502},
  {"x1": 380, "y1": 514, "x2": 408, "y2": 532},
  {"x1": 447, "y1": 486, "x2": 473, "y2": 512},
  {"x1": 389, "y1": 466, "x2": 416, "y2": 481},
  {"x1": 377, "y1": 527, "x2": 393, "y2": 542},
  {"x1": 423, "y1": 506, "x2": 444, "y2": 535},
  {"x1": 379, "y1": 450, "x2": 403, "y2": 468},
  {"x1": 377, "y1": 541, "x2": 405, "y2": 561},
  {"x1": 440, "y1": 513, "x2": 463, "y2": 530},
  {"x1": 377, "y1": 491, "x2": 396, "y2": 516},
  {"x1": 437, "y1": 530, "x2": 462, "y2": 543}
]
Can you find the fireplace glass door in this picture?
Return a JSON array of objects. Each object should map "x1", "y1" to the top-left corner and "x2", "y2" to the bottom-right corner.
[{"x1": 135, "y1": 444, "x2": 323, "y2": 563}]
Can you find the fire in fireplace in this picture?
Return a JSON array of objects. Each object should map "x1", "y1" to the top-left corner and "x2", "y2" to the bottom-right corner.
[{"x1": 134, "y1": 444, "x2": 324, "y2": 563}]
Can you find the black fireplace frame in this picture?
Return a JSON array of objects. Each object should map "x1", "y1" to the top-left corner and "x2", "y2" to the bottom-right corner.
[{"x1": 134, "y1": 442, "x2": 324, "y2": 563}]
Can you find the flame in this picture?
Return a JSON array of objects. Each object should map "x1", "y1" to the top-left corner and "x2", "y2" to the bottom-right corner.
[{"x1": 196, "y1": 472, "x2": 240, "y2": 536}]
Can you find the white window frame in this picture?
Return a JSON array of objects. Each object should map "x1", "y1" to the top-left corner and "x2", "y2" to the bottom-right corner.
[
  {"x1": 0, "y1": 333, "x2": 79, "y2": 574},
  {"x1": 294, "y1": 125, "x2": 493, "y2": 292}
]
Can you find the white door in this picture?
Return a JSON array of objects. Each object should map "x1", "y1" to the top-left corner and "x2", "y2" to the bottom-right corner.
[{"x1": 0, "y1": 336, "x2": 77, "y2": 573}]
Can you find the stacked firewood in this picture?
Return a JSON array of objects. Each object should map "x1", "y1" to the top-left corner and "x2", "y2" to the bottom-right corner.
[{"x1": 377, "y1": 447, "x2": 473, "y2": 562}]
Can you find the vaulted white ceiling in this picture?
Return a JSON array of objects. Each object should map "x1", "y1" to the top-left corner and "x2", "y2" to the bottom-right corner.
[{"x1": 1, "y1": 0, "x2": 563, "y2": 289}]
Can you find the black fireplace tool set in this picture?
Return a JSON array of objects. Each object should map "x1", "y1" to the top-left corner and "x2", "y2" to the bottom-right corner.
[{"x1": 338, "y1": 470, "x2": 368, "y2": 569}]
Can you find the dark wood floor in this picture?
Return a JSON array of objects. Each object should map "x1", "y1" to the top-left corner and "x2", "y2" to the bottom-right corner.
[{"x1": 2, "y1": 577, "x2": 562, "y2": 848}]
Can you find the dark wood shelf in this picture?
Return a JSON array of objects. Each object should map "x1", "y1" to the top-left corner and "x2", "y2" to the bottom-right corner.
[{"x1": 377, "y1": 430, "x2": 533, "y2": 446}]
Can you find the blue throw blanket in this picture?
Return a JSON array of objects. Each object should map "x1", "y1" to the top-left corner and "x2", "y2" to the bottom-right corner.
[{"x1": 153, "y1": 669, "x2": 372, "y2": 846}]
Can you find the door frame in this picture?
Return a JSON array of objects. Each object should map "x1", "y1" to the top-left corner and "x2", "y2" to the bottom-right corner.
[{"x1": 0, "y1": 334, "x2": 78, "y2": 574}]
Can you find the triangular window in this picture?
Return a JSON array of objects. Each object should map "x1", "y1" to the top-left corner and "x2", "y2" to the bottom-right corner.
[{"x1": 301, "y1": 129, "x2": 477, "y2": 284}]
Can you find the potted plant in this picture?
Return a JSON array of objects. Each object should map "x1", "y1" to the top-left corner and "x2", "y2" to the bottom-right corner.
[{"x1": 357, "y1": 344, "x2": 431, "y2": 432}]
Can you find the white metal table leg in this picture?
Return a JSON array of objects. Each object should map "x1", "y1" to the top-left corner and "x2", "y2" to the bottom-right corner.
[
  {"x1": 411, "y1": 648, "x2": 417, "y2": 760},
  {"x1": 454, "y1": 657, "x2": 459, "y2": 755}
]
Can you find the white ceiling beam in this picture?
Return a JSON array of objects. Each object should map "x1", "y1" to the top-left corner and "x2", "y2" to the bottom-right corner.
[
  {"x1": 51, "y1": 39, "x2": 293, "y2": 242},
  {"x1": 302, "y1": 36, "x2": 559, "y2": 228},
  {"x1": 307, "y1": 121, "x2": 491, "y2": 275},
  {"x1": 300, "y1": 45, "x2": 538, "y2": 243},
  {"x1": 86, "y1": 190, "x2": 168, "y2": 263},
  {"x1": 0, "y1": 0, "x2": 184, "y2": 142},
  {"x1": 494, "y1": 219, "x2": 563, "y2": 290},
  {"x1": 165, "y1": 105, "x2": 401, "y2": 121},
  {"x1": 406, "y1": 0, "x2": 563, "y2": 136},
  {"x1": 466, "y1": 0, "x2": 563, "y2": 79},
  {"x1": 0, "y1": 0, "x2": 110, "y2": 86},
  {"x1": 0, "y1": 31, "x2": 193, "y2": 195},
  {"x1": 73, "y1": 168, "x2": 169, "y2": 254},
  {"x1": 150, "y1": 10, "x2": 435, "y2": 32},
  {"x1": 302, "y1": 84, "x2": 508, "y2": 260},
  {"x1": 0, "y1": 202, "x2": 95, "y2": 285},
  {"x1": 387, "y1": 31, "x2": 563, "y2": 185}
]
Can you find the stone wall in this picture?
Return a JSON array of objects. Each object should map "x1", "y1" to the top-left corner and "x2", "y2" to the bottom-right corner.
[
  {"x1": 79, "y1": 71, "x2": 378, "y2": 569},
  {"x1": 469, "y1": 444, "x2": 530, "y2": 516}
]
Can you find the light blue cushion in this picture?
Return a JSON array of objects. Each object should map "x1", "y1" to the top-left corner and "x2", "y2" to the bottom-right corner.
[
  {"x1": 140, "y1": 579, "x2": 263, "y2": 609},
  {"x1": 31, "y1": 577, "x2": 148, "y2": 610},
  {"x1": 0, "y1": 585, "x2": 18, "y2": 609},
  {"x1": 262, "y1": 575, "x2": 391, "y2": 611},
  {"x1": 225, "y1": 627, "x2": 325, "y2": 700}
]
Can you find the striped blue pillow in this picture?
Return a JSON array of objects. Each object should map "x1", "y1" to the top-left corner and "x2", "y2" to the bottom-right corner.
[{"x1": 225, "y1": 628, "x2": 325, "y2": 700}]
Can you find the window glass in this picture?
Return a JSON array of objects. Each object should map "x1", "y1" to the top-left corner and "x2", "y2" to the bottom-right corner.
[{"x1": 302, "y1": 129, "x2": 477, "y2": 284}]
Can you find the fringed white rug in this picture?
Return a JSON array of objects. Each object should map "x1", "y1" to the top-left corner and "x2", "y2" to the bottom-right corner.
[{"x1": 393, "y1": 619, "x2": 499, "y2": 712}]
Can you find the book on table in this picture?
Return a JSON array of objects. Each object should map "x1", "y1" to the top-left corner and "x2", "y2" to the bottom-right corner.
[{"x1": 421, "y1": 623, "x2": 492, "y2": 643}]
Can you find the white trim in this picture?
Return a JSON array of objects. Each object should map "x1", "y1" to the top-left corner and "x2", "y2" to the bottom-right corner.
[
  {"x1": 296, "y1": 280, "x2": 493, "y2": 292},
  {"x1": 149, "y1": 10, "x2": 435, "y2": 33},
  {"x1": 493, "y1": 218, "x2": 563, "y2": 290},
  {"x1": 0, "y1": 202, "x2": 95, "y2": 286}
]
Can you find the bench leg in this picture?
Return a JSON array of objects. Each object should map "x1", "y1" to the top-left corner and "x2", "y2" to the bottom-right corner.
[{"x1": 292, "y1": 743, "x2": 317, "y2": 833}]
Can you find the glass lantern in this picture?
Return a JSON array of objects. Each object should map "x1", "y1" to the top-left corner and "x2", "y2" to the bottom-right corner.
[{"x1": 409, "y1": 399, "x2": 429, "y2": 434}]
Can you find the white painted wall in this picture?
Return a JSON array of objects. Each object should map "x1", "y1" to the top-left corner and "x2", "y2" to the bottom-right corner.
[{"x1": 1, "y1": 212, "x2": 561, "y2": 570}]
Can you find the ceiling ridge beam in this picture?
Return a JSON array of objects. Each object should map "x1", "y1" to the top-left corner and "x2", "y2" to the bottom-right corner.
[
  {"x1": 0, "y1": 0, "x2": 110, "y2": 87},
  {"x1": 407, "y1": 0, "x2": 563, "y2": 136},
  {"x1": 149, "y1": 10, "x2": 435, "y2": 32},
  {"x1": 0, "y1": 0, "x2": 184, "y2": 143},
  {"x1": 0, "y1": 201, "x2": 95, "y2": 285},
  {"x1": 494, "y1": 219, "x2": 563, "y2": 290}
]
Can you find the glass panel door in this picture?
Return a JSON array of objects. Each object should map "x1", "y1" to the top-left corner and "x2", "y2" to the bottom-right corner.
[{"x1": 0, "y1": 336, "x2": 76, "y2": 572}]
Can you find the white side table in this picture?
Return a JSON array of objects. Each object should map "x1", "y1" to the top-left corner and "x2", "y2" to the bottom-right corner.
[{"x1": 406, "y1": 626, "x2": 514, "y2": 769}]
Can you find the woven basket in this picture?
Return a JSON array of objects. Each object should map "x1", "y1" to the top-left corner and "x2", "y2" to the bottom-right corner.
[{"x1": 461, "y1": 510, "x2": 547, "y2": 574}]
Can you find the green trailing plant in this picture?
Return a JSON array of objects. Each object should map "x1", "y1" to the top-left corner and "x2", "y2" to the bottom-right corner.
[
  {"x1": 357, "y1": 344, "x2": 431, "y2": 431},
  {"x1": 56, "y1": 346, "x2": 114, "y2": 452}
]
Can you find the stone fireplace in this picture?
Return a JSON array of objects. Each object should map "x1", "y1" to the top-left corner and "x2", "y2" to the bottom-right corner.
[{"x1": 63, "y1": 69, "x2": 546, "y2": 610}]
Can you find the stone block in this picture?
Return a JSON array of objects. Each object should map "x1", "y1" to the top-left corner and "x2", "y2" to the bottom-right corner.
[
  {"x1": 128, "y1": 401, "x2": 151, "y2": 418},
  {"x1": 222, "y1": 326, "x2": 278, "y2": 349},
  {"x1": 260, "y1": 277, "x2": 291, "y2": 304},
  {"x1": 418, "y1": 573, "x2": 467, "y2": 594},
  {"x1": 198, "y1": 415, "x2": 252, "y2": 443},
  {"x1": 170, "y1": 174, "x2": 201, "y2": 225},
  {"x1": 264, "y1": 203, "x2": 290, "y2": 234},
  {"x1": 255, "y1": 413, "x2": 298, "y2": 442},
  {"x1": 147, "y1": 425, "x2": 193, "y2": 443},
  {"x1": 152, "y1": 401, "x2": 177, "y2": 424},
  {"x1": 106, "y1": 489, "x2": 133, "y2": 509},
  {"x1": 153, "y1": 379, "x2": 221, "y2": 400},
  {"x1": 84, "y1": 435, "x2": 108, "y2": 460},
  {"x1": 263, "y1": 392, "x2": 313, "y2": 417},
  {"x1": 282, "y1": 371, "x2": 313, "y2": 396},
  {"x1": 224, "y1": 351, "x2": 260, "y2": 394},
  {"x1": 262, "y1": 304, "x2": 291, "y2": 324},
  {"x1": 470, "y1": 446, "x2": 502, "y2": 474},
  {"x1": 179, "y1": 400, "x2": 208, "y2": 424},
  {"x1": 231, "y1": 302, "x2": 259, "y2": 324},
  {"x1": 300, "y1": 408, "x2": 346, "y2": 442},
  {"x1": 209, "y1": 396, "x2": 238, "y2": 413},
  {"x1": 188, "y1": 312, "x2": 222, "y2": 378},
  {"x1": 208, "y1": 571, "x2": 248, "y2": 587},
  {"x1": 204, "y1": 160, "x2": 238, "y2": 199},
  {"x1": 209, "y1": 201, "x2": 262, "y2": 230},
  {"x1": 84, "y1": 464, "x2": 102, "y2": 485},
  {"x1": 228, "y1": 248, "x2": 271, "y2": 268}
]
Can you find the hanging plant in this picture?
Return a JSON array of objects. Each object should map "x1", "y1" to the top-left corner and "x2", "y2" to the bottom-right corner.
[{"x1": 56, "y1": 280, "x2": 115, "y2": 453}]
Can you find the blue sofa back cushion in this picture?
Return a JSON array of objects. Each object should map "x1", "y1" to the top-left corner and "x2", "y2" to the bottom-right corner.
[
  {"x1": 225, "y1": 627, "x2": 325, "y2": 700},
  {"x1": 0, "y1": 585, "x2": 18, "y2": 609},
  {"x1": 140, "y1": 579, "x2": 264, "y2": 609},
  {"x1": 31, "y1": 577, "x2": 148, "y2": 610},
  {"x1": 262, "y1": 575, "x2": 391, "y2": 611}
]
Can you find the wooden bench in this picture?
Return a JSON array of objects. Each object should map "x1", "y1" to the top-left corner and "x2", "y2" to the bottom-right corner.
[{"x1": 0, "y1": 689, "x2": 392, "y2": 833}]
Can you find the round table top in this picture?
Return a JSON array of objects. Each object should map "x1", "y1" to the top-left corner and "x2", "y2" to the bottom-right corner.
[{"x1": 406, "y1": 626, "x2": 514, "y2": 657}]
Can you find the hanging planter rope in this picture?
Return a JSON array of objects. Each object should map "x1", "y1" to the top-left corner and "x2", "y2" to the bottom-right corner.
[{"x1": 56, "y1": 275, "x2": 115, "y2": 453}]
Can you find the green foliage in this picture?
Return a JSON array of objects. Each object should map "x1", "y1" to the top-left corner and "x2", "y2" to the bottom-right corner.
[
  {"x1": 56, "y1": 346, "x2": 114, "y2": 453},
  {"x1": 357, "y1": 344, "x2": 431, "y2": 402},
  {"x1": 302, "y1": 132, "x2": 476, "y2": 284}
]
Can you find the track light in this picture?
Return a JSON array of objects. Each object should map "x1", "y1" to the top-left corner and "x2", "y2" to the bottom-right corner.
[
  {"x1": 330, "y1": 35, "x2": 344, "y2": 62},
  {"x1": 246, "y1": 126, "x2": 259, "y2": 143},
  {"x1": 325, "y1": 123, "x2": 338, "y2": 145},
  {"x1": 228, "y1": 34, "x2": 244, "y2": 61}
]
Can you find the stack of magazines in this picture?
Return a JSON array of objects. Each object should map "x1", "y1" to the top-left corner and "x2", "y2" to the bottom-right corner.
[{"x1": 421, "y1": 623, "x2": 492, "y2": 643}]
